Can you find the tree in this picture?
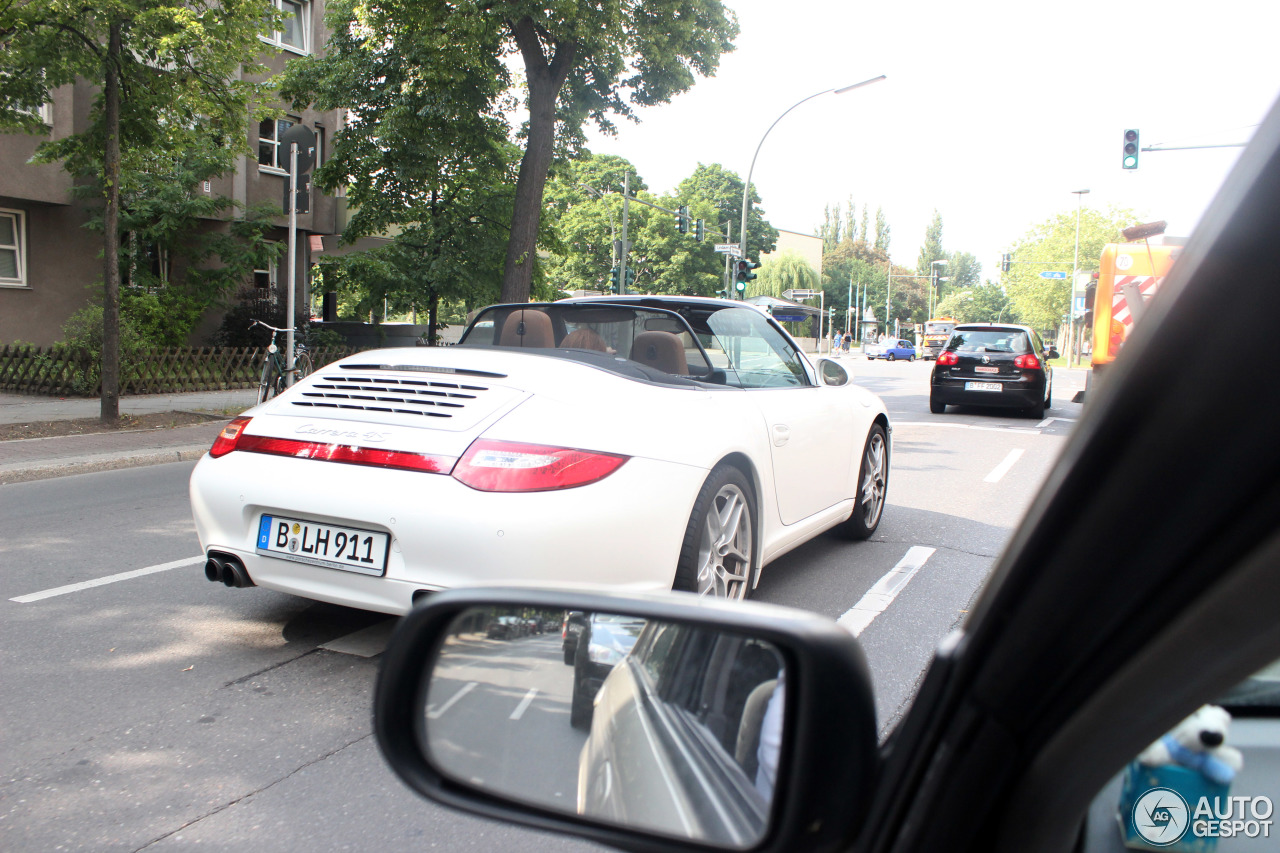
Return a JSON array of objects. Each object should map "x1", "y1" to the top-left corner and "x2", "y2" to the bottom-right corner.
[
  {"x1": 1004, "y1": 207, "x2": 1140, "y2": 332},
  {"x1": 945, "y1": 251, "x2": 982, "y2": 293},
  {"x1": 281, "y1": 0, "x2": 520, "y2": 336},
  {"x1": 754, "y1": 251, "x2": 819, "y2": 300},
  {"x1": 486, "y1": 1, "x2": 739, "y2": 302},
  {"x1": 916, "y1": 209, "x2": 944, "y2": 276},
  {"x1": 874, "y1": 206, "x2": 891, "y2": 255},
  {"x1": 935, "y1": 280, "x2": 1014, "y2": 324},
  {"x1": 0, "y1": 0, "x2": 276, "y2": 422},
  {"x1": 676, "y1": 163, "x2": 777, "y2": 257}
]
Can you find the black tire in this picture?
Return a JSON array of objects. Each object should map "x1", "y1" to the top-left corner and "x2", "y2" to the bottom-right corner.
[
  {"x1": 1044, "y1": 381, "x2": 1052, "y2": 412},
  {"x1": 929, "y1": 395, "x2": 946, "y2": 414},
  {"x1": 562, "y1": 645, "x2": 575, "y2": 665},
  {"x1": 294, "y1": 351, "x2": 314, "y2": 381},
  {"x1": 835, "y1": 424, "x2": 889, "y2": 540},
  {"x1": 1026, "y1": 386, "x2": 1047, "y2": 419},
  {"x1": 887, "y1": 353, "x2": 896, "y2": 362},
  {"x1": 569, "y1": 650, "x2": 593, "y2": 730},
  {"x1": 672, "y1": 465, "x2": 757, "y2": 599},
  {"x1": 908, "y1": 355, "x2": 915, "y2": 362}
]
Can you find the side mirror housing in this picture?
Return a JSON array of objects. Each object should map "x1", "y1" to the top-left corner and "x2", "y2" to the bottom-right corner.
[
  {"x1": 817, "y1": 358, "x2": 850, "y2": 386},
  {"x1": 375, "y1": 588, "x2": 878, "y2": 853}
]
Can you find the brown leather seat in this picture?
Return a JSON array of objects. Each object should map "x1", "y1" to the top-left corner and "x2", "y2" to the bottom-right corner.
[
  {"x1": 497, "y1": 310, "x2": 554, "y2": 348},
  {"x1": 559, "y1": 328, "x2": 608, "y2": 352},
  {"x1": 630, "y1": 331, "x2": 688, "y2": 375}
]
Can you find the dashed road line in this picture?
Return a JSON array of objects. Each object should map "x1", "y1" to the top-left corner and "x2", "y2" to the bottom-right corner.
[
  {"x1": 10, "y1": 556, "x2": 203, "y2": 603},
  {"x1": 509, "y1": 688, "x2": 539, "y2": 720},
  {"x1": 427, "y1": 681, "x2": 477, "y2": 719},
  {"x1": 983, "y1": 448, "x2": 1025, "y2": 483},
  {"x1": 894, "y1": 421, "x2": 1040, "y2": 435},
  {"x1": 837, "y1": 546, "x2": 937, "y2": 637}
]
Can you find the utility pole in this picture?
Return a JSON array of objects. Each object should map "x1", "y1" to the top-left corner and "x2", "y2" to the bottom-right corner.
[{"x1": 619, "y1": 172, "x2": 630, "y2": 294}]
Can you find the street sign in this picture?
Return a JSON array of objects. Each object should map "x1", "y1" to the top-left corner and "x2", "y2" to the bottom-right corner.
[
  {"x1": 1039, "y1": 270, "x2": 1069, "y2": 279},
  {"x1": 783, "y1": 289, "x2": 818, "y2": 299},
  {"x1": 714, "y1": 243, "x2": 741, "y2": 254},
  {"x1": 1073, "y1": 295, "x2": 1087, "y2": 316}
]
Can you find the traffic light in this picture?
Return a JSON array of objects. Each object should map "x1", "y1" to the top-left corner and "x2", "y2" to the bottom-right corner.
[
  {"x1": 1122, "y1": 129, "x2": 1139, "y2": 169},
  {"x1": 694, "y1": 218, "x2": 704, "y2": 242},
  {"x1": 610, "y1": 266, "x2": 620, "y2": 293},
  {"x1": 677, "y1": 205, "x2": 689, "y2": 234},
  {"x1": 735, "y1": 279, "x2": 747, "y2": 294},
  {"x1": 735, "y1": 259, "x2": 760, "y2": 283},
  {"x1": 1001, "y1": 253, "x2": 1011, "y2": 273},
  {"x1": 624, "y1": 267, "x2": 635, "y2": 292}
]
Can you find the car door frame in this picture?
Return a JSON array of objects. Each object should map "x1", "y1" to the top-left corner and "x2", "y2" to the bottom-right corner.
[{"x1": 858, "y1": 94, "x2": 1280, "y2": 853}]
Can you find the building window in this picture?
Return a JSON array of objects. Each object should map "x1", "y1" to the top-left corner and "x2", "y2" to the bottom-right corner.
[
  {"x1": 0, "y1": 209, "x2": 27, "y2": 288},
  {"x1": 263, "y1": 0, "x2": 309, "y2": 54},
  {"x1": 257, "y1": 117, "x2": 296, "y2": 172},
  {"x1": 254, "y1": 247, "x2": 279, "y2": 305},
  {"x1": 313, "y1": 125, "x2": 324, "y2": 167}
]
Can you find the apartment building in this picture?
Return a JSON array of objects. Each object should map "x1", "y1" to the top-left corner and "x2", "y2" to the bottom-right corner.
[{"x1": 0, "y1": 0, "x2": 345, "y2": 346}]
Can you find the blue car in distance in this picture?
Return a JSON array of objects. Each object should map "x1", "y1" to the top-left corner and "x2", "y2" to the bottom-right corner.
[{"x1": 867, "y1": 339, "x2": 918, "y2": 361}]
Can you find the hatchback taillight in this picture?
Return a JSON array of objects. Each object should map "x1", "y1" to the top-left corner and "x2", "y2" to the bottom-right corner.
[
  {"x1": 1014, "y1": 353, "x2": 1041, "y2": 369},
  {"x1": 452, "y1": 439, "x2": 629, "y2": 492},
  {"x1": 936, "y1": 351, "x2": 959, "y2": 366},
  {"x1": 209, "y1": 417, "x2": 252, "y2": 458}
]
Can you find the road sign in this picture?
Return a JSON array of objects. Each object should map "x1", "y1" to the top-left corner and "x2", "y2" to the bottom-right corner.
[
  {"x1": 1039, "y1": 270, "x2": 1069, "y2": 279},
  {"x1": 783, "y1": 289, "x2": 818, "y2": 299},
  {"x1": 714, "y1": 243, "x2": 741, "y2": 255},
  {"x1": 1073, "y1": 295, "x2": 1087, "y2": 316}
]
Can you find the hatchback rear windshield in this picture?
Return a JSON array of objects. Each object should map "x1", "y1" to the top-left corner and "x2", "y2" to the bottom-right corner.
[{"x1": 946, "y1": 329, "x2": 1030, "y2": 354}]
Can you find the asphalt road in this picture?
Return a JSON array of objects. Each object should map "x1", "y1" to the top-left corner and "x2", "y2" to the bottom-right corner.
[{"x1": 0, "y1": 358, "x2": 1085, "y2": 851}]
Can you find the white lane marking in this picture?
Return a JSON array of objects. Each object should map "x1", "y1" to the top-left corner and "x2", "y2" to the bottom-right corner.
[
  {"x1": 983, "y1": 449, "x2": 1025, "y2": 483},
  {"x1": 509, "y1": 688, "x2": 539, "y2": 720},
  {"x1": 894, "y1": 421, "x2": 1041, "y2": 435},
  {"x1": 10, "y1": 556, "x2": 203, "y2": 603},
  {"x1": 427, "y1": 681, "x2": 477, "y2": 719},
  {"x1": 1036, "y1": 417, "x2": 1056, "y2": 428},
  {"x1": 320, "y1": 619, "x2": 396, "y2": 657},
  {"x1": 837, "y1": 546, "x2": 936, "y2": 637}
]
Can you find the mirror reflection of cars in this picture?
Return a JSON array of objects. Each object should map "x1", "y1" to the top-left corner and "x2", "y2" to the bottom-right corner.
[
  {"x1": 190, "y1": 296, "x2": 891, "y2": 612},
  {"x1": 561, "y1": 611, "x2": 588, "y2": 664},
  {"x1": 929, "y1": 323, "x2": 1056, "y2": 418},
  {"x1": 578, "y1": 619, "x2": 783, "y2": 845},
  {"x1": 374, "y1": 97, "x2": 1280, "y2": 853},
  {"x1": 569, "y1": 613, "x2": 647, "y2": 730},
  {"x1": 485, "y1": 614, "x2": 524, "y2": 639}
]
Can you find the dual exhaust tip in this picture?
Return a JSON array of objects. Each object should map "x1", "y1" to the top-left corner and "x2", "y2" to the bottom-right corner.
[{"x1": 204, "y1": 552, "x2": 255, "y2": 588}]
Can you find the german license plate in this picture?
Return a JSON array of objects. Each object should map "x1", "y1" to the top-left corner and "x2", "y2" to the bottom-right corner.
[
  {"x1": 256, "y1": 514, "x2": 389, "y2": 576},
  {"x1": 965, "y1": 381, "x2": 1002, "y2": 392},
  {"x1": 974, "y1": 365, "x2": 1000, "y2": 374}
]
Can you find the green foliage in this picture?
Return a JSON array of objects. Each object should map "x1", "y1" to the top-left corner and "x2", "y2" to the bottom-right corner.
[
  {"x1": 677, "y1": 163, "x2": 777, "y2": 258},
  {"x1": 934, "y1": 280, "x2": 1016, "y2": 324},
  {"x1": 874, "y1": 206, "x2": 891, "y2": 255},
  {"x1": 1004, "y1": 206, "x2": 1141, "y2": 331},
  {"x1": 754, "y1": 251, "x2": 819, "y2": 299},
  {"x1": 916, "y1": 210, "x2": 945, "y2": 276},
  {"x1": 946, "y1": 251, "x2": 982, "y2": 293}
]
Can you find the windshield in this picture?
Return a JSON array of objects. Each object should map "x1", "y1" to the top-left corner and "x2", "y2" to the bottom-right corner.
[{"x1": 946, "y1": 329, "x2": 1030, "y2": 353}]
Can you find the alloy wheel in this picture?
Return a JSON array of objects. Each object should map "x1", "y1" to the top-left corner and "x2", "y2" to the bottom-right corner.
[{"x1": 696, "y1": 484, "x2": 753, "y2": 599}]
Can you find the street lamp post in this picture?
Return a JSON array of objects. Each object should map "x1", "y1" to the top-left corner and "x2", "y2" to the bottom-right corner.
[
  {"x1": 737, "y1": 75, "x2": 885, "y2": 298},
  {"x1": 1071, "y1": 189, "x2": 1090, "y2": 365},
  {"x1": 930, "y1": 259, "x2": 948, "y2": 319}
]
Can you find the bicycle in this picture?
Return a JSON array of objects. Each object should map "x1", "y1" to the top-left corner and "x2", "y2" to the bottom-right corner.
[{"x1": 251, "y1": 320, "x2": 314, "y2": 404}]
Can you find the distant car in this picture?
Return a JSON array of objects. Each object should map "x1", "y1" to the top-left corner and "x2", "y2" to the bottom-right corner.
[
  {"x1": 929, "y1": 323, "x2": 1056, "y2": 418},
  {"x1": 868, "y1": 339, "x2": 917, "y2": 362},
  {"x1": 569, "y1": 613, "x2": 647, "y2": 730},
  {"x1": 486, "y1": 615, "x2": 524, "y2": 639}
]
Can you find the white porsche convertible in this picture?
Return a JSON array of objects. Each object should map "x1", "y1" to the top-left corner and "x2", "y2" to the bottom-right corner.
[{"x1": 189, "y1": 296, "x2": 890, "y2": 614}]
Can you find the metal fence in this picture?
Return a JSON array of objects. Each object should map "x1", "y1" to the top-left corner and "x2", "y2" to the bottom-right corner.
[{"x1": 0, "y1": 345, "x2": 359, "y2": 397}]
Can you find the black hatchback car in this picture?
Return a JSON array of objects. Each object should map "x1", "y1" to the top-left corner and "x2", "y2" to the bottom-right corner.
[{"x1": 929, "y1": 323, "x2": 1057, "y2": 417}]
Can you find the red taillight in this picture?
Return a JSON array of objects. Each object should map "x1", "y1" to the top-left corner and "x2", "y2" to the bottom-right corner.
[
  {"x1": 936, "y1": 351, "x2": 959, "y2": 366},
  {"x1": 452, "y1": 439, "x2": 628, "y2": 492},
  {"x1": 1014, "y1": 353, "x2": 1041, "y2": 369},
  {"x1": 209, "y1": 416, "x2": 252, "y2": 458},
  {"x1": 235, "y1": 434, "x2": 455, "y2": 474}
]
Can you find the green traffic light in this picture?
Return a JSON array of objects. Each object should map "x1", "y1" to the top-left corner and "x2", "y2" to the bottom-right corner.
[
  {"x1": 735, "y1": 280, "x2": 746, "y2": 293},
  {"x1": 1123, "y1": 155, "x2": 1138, "y2": 168}
]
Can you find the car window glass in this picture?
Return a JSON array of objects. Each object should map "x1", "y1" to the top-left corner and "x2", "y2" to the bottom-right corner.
[
  {"x1": 700, "y1": 307, "x2": 809, "y2": 389},
  {"x1": 949, "y1": 330, "x2": 1028, "y2": 353}
]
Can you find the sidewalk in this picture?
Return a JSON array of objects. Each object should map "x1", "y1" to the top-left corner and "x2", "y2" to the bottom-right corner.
[{"x1": 0, "y1": 389, "x2": 257, "y2": 485}]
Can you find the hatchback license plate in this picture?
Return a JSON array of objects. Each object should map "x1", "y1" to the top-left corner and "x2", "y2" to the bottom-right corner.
[
  {"x1": 965, "y1": 381, "x2": 1002, "y2": 392},
  {"x1": 256, "y1": 515, "x2": 389, "y2": 577}
]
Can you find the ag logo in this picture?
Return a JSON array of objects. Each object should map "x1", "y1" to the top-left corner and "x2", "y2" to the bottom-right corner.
[{"x1": 1132, "y1": 787, "x2": 1190, "y2": 845}]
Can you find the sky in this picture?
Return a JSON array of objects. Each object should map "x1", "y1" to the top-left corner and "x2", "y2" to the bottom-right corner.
[{"x1": 582, "y1": 0, "x2": 1280, "y2": 280}]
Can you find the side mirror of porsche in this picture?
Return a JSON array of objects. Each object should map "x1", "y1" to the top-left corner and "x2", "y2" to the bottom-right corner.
[
  {"x1": 817, "y1": 358, "x2": 850, "y2": 387},
  {"x1": 375, "y1": 588, "x2": 878, "y2": 853}
]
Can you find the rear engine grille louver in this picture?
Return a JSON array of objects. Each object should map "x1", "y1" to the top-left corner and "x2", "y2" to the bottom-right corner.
[{"x1": 290, "y1": 374, "x2": 491, "y2": 419}]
